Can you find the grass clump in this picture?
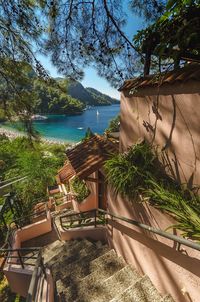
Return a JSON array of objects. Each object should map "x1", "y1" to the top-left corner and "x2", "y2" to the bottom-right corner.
[
  {"x1": 104, "y1": 142, "x2": 161, "y2": 199},
  {"x1": 105, "y1": 142, "x2": 200, "y2": 241},
  {"x1": 146, "y1": 181, "x2": 200, "y2": 240},
  {"x1": 71, "y1": 176, "x2": 90, "y2": 203},
  {"x1": 106, "y1": 115, "x2": 120, "y2": 133}
]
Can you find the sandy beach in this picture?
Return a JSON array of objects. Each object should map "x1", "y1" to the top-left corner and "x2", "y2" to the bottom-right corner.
[{"x1": 0, "y1": 126, "x2": 70, "y2": 146}]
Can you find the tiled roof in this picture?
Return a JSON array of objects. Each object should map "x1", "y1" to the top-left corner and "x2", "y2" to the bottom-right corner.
[
  {"x1": 57, "y1": 135, "x2": 118, "y2": 183},
  {"x1": 119, "y1": 64, "x2": 200, "y2": 91},
  {"x1": 57, "y1": 162, "x2": 76, "y2": 184}
]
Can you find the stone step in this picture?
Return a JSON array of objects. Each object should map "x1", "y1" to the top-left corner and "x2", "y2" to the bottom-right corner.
[
  {"x1": 51, "y1": 242, "x2": 108, "y2": 279},
  {"x1": 161, "y1": 294, "x2": 175, "y2": 302},
  {"x1": 110, "y1": 275, "x2": 163, "y2": 302},
  {"x1": 42, "y1": 239, "x2": 64, "y2": 253},
  {"x1": 62, "y1": 265, "x2": 139, "y2": 302},
  {"x1": 44, "y1": 239, "x2": 94, "y2": 267},
  {"x1": 55, "y1": 245, "x2": 110, "y2": 292},
  {"x1": 89, "y1": 249, "x2": 125, "y2": 271},
  {"x1": 56, "y1": 249, "x2": 124, "y2": 295}
]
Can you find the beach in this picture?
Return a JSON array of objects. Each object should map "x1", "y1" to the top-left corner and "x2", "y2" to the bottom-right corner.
[{"x1": 0, "y1": 127, "x2": 70, "y2": 146}]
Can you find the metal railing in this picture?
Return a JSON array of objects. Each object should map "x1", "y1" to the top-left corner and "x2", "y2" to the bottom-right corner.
[
  {"x1": 60, "y1": 209, "x2": 105, "y2": 230},
  {"x1": 100, "y1": 208, "x2": 200, "y2": 252},
  {"x1": 26, "y1": 250, "x2": 47, "y2": 302},
  {"x1": 59, "y1": 208, "x2": 200, "y2": 252},
  {"x1": 0, "y1": 176, "x2": 27, "y2": 196},
  {"x1": 0, "y1": 247, "x2": 40, "y2": 268},
  {"x1": 0, "y1": 203, "x2": 49, "y2": 268}
]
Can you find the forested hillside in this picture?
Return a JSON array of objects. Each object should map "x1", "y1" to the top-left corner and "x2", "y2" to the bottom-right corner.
[
  {"x1": 34, "y1": 79, "x2": 84, "y2": 115},
  {"x1": 67, "y1": 80, "x2": 119, "y2": 106}
]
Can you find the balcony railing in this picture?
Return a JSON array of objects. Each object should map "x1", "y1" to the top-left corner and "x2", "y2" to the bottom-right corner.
[
  {"x1": 60, "y1": 209, "x2": 106, "y2": 230},
  {"x1": 59, "y1": 208, "x2": 200, "y2": 252},
  {"x1": 0, "y1": 202, "x2": 49, "y2": 267}
]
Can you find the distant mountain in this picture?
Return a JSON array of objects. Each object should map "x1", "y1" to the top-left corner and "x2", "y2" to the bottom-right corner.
[
  {"x1": 67, "y1": 80, "x2": 119, "y2": 106},
  {"x1": 86, "y1": 87, "x2": 119, "y2": 105}
]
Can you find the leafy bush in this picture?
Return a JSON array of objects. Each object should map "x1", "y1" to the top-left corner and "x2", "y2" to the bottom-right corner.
[
  {"x1": 71, "y1": 177, "x2": 90, "y2": 203},
  {"x1": 82, "y1": 127, "x2": 94, "y2": 142},
  {"x1": 106, "y1": 115, "x2": 120, "y2": 133},
  {"x1": 104, "y1": 142, "x2": 159, "y2": 199},
  {"x1": 105, "y1": 141, "x2": 200, "y2": 241},
  {"x1": 146, "y1": 181, "x2": 200, "y2": 241},
  {"x1": 0, "y1": 137, "x2": 66, "y2": 216},
  {"x1": 53, "y1": 192, "x2": 64, "y2": 200}
]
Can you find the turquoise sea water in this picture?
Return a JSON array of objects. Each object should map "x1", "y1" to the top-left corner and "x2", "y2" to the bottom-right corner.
[{"x1": 2, "y1": 104, "x2": 120, "y2": 143}]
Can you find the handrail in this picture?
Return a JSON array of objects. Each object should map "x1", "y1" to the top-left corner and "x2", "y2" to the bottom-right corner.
[
  {"x1": 0, "y1": 176, "x2": 27, "y2": 190},
  {"x1": 26, "y1": 251, "x2": 47, "y2": 302},
  {"x1": 0, "y1": 204, "x2": 49, "y2": 268},
  {"x1": 98, "y1": 208, "x2": 200, "y2": 252},
  {"x1": 60, "y1": 208, "x2": 96, "y2": 219},
  {"x1": 60, "y1": 209, "x2": 101, "y2": 230},
  {"x1": 13, "y1": 209, "x2": 47, "y2": 227},
  {"x1": 0, "y1": 176, "x2": 25, "y2": 186},
  {"x1": 0, "y1": 246, "x2": 40, "y2": 269}
]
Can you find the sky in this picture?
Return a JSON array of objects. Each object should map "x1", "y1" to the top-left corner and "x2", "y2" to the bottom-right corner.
[{"x1": 38, "y1": 3, "x2": 145, "y2": 99}]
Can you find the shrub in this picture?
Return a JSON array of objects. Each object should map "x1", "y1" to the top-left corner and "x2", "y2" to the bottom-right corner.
[
  {"x1": 71, "y1": 177, "x2": 90, "y2": 203},
  {"x1": 146, "y1": 181, "x2": 200, "y2": 241},
  {"x1": 104, "y1": 142, "x2": 159, "y2": 200},
  {"x1": 105, "y1": 141, "x2": 200, "y2": 241},
  {"x1": 106, "y1": 115, "x2": 120, "y2": 133}
]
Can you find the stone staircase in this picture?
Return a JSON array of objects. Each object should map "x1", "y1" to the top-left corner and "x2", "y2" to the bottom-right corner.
[{"x1": 42, "y1": 239, "x2": 174, "y2": 302}]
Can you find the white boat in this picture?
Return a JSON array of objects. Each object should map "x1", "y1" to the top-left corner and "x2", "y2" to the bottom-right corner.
[
  {"x1": 96, "y1": 110, "x2": 99, "y2": 116},
  {"x1": 31, "y1": 115, "x2": 48, "y2": 120}
]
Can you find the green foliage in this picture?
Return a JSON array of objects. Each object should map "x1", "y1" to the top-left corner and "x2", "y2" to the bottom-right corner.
[
  {"x1": 129, "y1": 0, "x2": 165, "y2": 21},
  {"x1": 85, "y1": 88, "x2": 119, "y2": 106},
  {"x1": 34, "y1": 78, "x2": 84, "y2": 115},
  {"x1": 133, "y1": 1, "x2": 200, "y2": 69},
  {"x1": 0, "y1": 109, "x2": 6, "y2": 122},
  {"x1": 0, "y1": 136, "x2": 66, "y2": 214},
  {"x1": 104, "y1": 142, "x2": 158, "y2": 199},
  {"x1": 146, "y1": 181, "x2": 200, "y2": 240},
  {"x1": 105, "y1": 142, "x2": 200, "y2": 241},
  {"x1": 82, "y1": 128, "x2": 94, "y2": 141},
  {"x1": 106, "y1": 115, "x2": 120, "y2": 133},
  {"x1": 71, "y1": 177, "x2": 90, "y2": 203}
]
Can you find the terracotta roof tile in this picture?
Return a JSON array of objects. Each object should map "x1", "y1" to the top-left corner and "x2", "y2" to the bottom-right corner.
[
  {"x1": 119, "y1": 64, "x2": 200, "y2": 91},
  {"x1": 57, "y1": 162, "x2": 76, "y2": 183},
  {"x1": 57, "y1": 135, "x2": 118, "y2": 183}
]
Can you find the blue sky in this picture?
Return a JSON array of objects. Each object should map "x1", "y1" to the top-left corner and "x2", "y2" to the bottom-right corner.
[{"x1": 38, "y1": 3, "x2": 144, "y2": 99}]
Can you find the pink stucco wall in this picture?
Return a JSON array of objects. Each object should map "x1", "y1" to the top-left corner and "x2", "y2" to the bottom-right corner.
[
  {"x1": 59, "y1": 225, "x2": 106, "y2": 242},
  {"x1": 107, "y1": 188, "x2": 200, "y2": 302},
  {"x1": 106, "y1": 83, "x2": 200, "y2": 302},
  {"x1": 14, "y1": 210, "x2": 52, "y2": 244},
  {"x1": 4, "y1": 211, "x2": 52, "y2": 297},
  {"x1": 120, "y1": 84, "x2": 200, "y2": 187},
  {"x1": 71, "y1": 172, "x2": 98, "y2": 212},
  {"x1": 55, "y1": 200, "x2": 72, "y2": 212},
  {"x1": 3, "y1": 265, "x2": 32, "y2": 297}
]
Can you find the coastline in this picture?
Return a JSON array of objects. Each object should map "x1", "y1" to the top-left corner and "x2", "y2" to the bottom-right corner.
[{"x1": 0, "y1": 126, "x2": 72, "y2": 146}]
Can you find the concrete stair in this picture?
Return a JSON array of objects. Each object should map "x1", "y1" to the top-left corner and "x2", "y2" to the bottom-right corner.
[{"x1": 42, "y1": 239, "x2": 175, "y2": 302}]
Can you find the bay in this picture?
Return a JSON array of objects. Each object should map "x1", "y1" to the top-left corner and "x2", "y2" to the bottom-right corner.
[{"x1": 2, "y1": 104, "x2": 120, "y2": 143}]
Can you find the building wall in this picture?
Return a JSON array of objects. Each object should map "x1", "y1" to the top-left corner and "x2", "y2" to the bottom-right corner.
[
  {"x1": 71, "y1": 171, "x2": 99, "y2": 212},
  {"x1": 106, "y1": 82, "x2": 200, "y2": 302},
  {"x1": 107, "y1": 188, "x2": 200, "y2": 302},
  {"x1": 120, "y1": 83, "x2": 200, "y2": 187}
]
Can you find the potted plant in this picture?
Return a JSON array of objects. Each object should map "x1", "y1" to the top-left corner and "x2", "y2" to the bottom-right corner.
[
  {"x1": 54, "y1": 192, "x2": 72, "y2": 212},
  {"x1": 70, "y1": 176, "x2": 91, "y2": 212}
]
